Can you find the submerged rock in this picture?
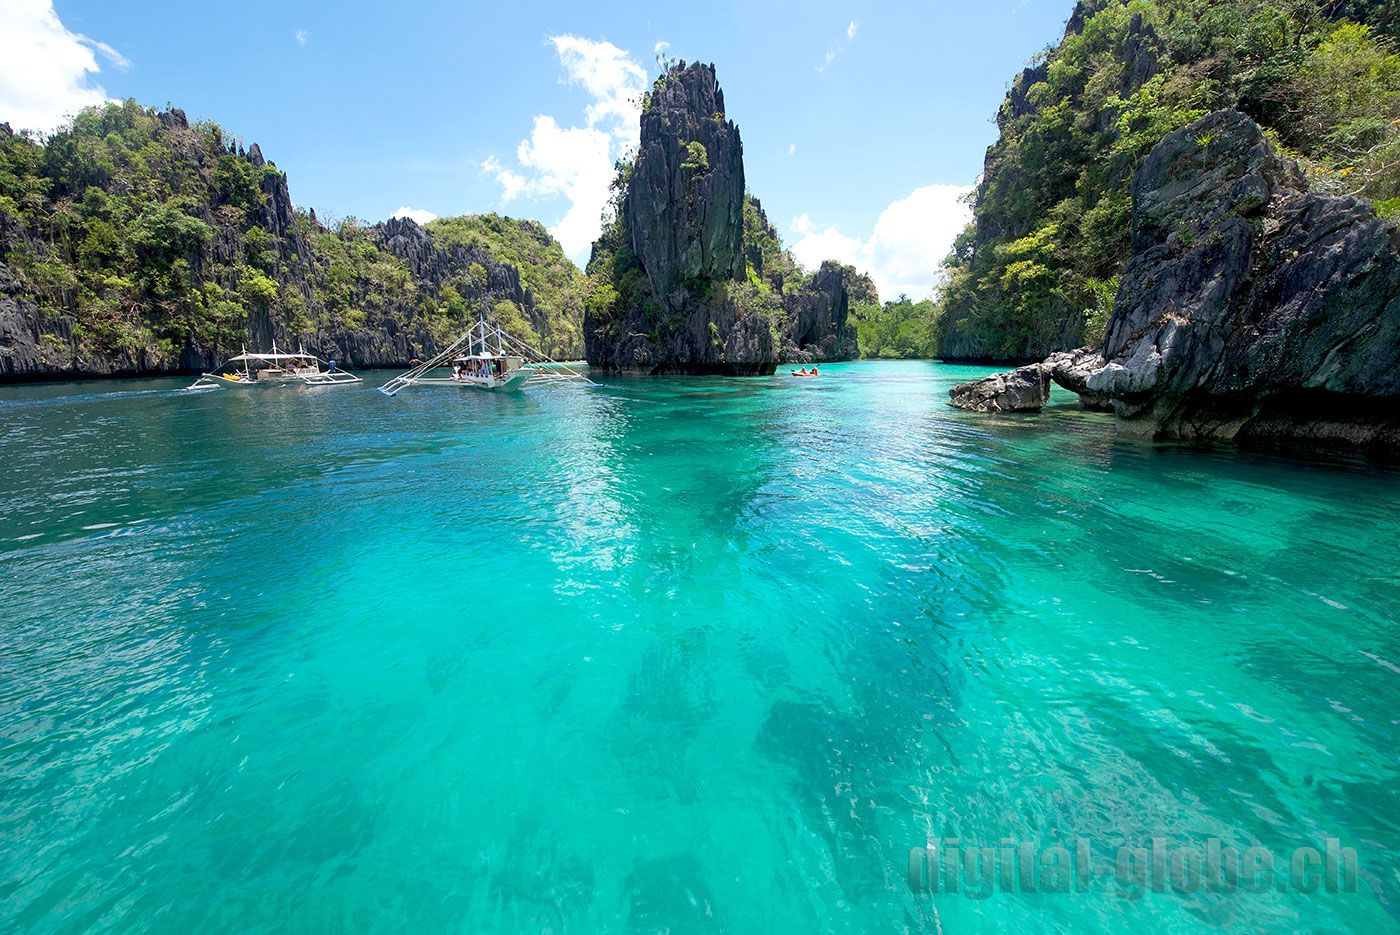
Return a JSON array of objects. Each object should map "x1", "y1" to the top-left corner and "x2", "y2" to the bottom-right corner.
[{"x1": 948, "y1": 362, "x2": 1050, "y2": 412}]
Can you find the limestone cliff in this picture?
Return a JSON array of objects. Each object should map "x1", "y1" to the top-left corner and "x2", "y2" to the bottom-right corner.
[
  {"x1": 742, "y1": 197, "x2": 866, "y2": 363},
  {"x1": 1086, "y1": 111, "x2": 1400, "y2": 444},
  {"x1": 935, "y1": 0, "x2": 1399, "y2": 364},
  {"x1": 583, "y1": 64, "x2": 867, "y2": 374},
  {"x1": 950, "y1": 110, "x2": 1400, "y2": 447},
  {"x1": 629, "y1": 63, "x2": 746, "y2": 299},
  {"x1": 0, "y1": 103, "x2": 581, "y2": 380},
  {"x1": 780, "y1": 261, "x2": 864, "y2": 363},
  {"x1": 584, "y1": 62, "x2": 777, "y2": 375}
]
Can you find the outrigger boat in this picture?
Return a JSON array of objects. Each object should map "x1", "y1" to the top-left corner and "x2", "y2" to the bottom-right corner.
[
  {"x1": 379, "y1": 316, "x2": 595, "y2": 396},
  {"x1": 186, "y1": 344, "x2": 361, "y2": 390}
]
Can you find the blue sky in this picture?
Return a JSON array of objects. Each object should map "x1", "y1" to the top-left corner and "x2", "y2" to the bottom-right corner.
[{"x1": 1, "y1": 0, "x2": 1075, "y2": 299}]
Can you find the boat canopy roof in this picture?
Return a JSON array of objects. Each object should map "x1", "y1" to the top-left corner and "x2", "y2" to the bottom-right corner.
[
  {"x1": 453, "y1": 353, "x2": 509, "y2": 361},
  {"x1": 227, "y1": 352, "x2": 315, "y2": 362}
]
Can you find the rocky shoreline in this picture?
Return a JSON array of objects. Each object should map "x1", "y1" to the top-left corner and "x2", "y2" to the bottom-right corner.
[{"x1": 949, "y1": 110, "x2": 1400, "y2": 448}]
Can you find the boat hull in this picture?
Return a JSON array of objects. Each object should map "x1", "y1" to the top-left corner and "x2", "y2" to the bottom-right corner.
[
  {"x1": 403, "y1": 369, "x2": 533, "y2": 393},
  {"x1": 193, "y1": 371, "x2": 361, "y2": 389}
]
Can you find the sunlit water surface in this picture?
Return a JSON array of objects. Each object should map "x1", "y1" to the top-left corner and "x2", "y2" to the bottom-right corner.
[{"x1": 1, "y1": 361, "x2": 1397, "y2": 934}]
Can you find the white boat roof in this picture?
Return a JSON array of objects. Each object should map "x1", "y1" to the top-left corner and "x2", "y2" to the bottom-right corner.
[
  {"x1": 228, "y1": 353, "x2": 316, "y2": 362},
  {"x1": 453, "y1": 354, "x2": 508, "y2": 361}
]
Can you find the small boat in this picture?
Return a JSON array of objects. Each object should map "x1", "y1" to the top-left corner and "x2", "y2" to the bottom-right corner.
[
  {"x1": 790, "y1": 368, "x2": 820, "y2": 377},
  {"x1": 379, "y1": 316, "x2": 595, "y2": 396},
  {"x1": 187, "y1": 345, "x2": 360, "y2": 390},
  {"x1": 412, "y1": 351, "x2": 534, "y2": 392}
]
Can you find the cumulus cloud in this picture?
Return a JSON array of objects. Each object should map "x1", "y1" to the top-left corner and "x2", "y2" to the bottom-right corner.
[
  {"x1": 392, "y1": 206, "x2": 438, "y2": 224},
  {"x1": 654, "y1": 40, "x2": 670, "y2": 53},
  {"x1": 0, "y1": 0, "x2": 127, "y2": 133},
  {"x1": 847, "y1": 20, "x2": 858, "y2": 40},
  {"x1": 295, "y1": 29, "x2": 308, "y2": 47},
  {"x1": 789, "y1": 184, "x2": 973, "y2": 301},
  {"x1": 486, "y1": 115, "x2": 615, "y2": 258},
  {"x1": 483, "y1": 36, "x2": 646, "y2": 262},
  {"x1": 548, "y1": 34, "x2": 646, "y2": 148}
]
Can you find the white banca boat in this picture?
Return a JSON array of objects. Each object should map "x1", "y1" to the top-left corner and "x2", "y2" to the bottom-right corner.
[
  {"x1": 186, "y1": 346, "x2": 361, "y2": 390},
  {"x1": 379, "y1": 317, "x2": 595, "y2": 396}
]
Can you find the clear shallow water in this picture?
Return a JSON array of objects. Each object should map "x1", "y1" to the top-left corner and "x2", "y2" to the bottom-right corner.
[{"x1": 0, "y1": 361, "x2": 1397, "y2": 934}]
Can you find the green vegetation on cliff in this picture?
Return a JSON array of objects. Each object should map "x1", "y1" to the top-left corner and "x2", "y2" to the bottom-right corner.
[
  {"x1": 0, "y1": 100, "x2": 582, "y2": 375},
  {"x1": 937, "y1": 0, "x2": 1400, "y2": 361},
  {"x1": 426, "y1": 214, "x2": 584, "y2": 356},
  {"x1": 583, "y1": 164, "x2": 794, "y2": 352}
]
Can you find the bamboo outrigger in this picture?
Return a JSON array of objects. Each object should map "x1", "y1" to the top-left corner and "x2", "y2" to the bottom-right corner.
[
  {"x1": 186, "y1": 344, "x2": 360, "y2": 390},
  {"x1": 378, "y1": 317, "x2": 596, "y2": 396}
]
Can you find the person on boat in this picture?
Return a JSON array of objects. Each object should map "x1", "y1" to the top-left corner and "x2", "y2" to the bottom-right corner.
[
  {"x1": 796, "y1": 366, "x2": 809, "y2": 376},
  {"x1": 328, "y1": 359, "x2": 337, "y2": 373},
  {"x1": 810, "y1": 365, "x2": 819, "y2": 376}
]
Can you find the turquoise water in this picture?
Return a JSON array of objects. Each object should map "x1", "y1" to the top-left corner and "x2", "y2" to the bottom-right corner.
[{"x1": 1, "y1": 360, "x2": 1398, "y2": 933}]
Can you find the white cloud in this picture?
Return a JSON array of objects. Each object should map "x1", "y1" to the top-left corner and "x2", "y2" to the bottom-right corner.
[
  {"x1": 548, "y1": 34, "x2": 646, "y2": 148},
  {"x1": 817, "y1": 19, "x2": 859, "y2": 73},
  {"x1": 484, "y1": 36, "x2": 646, "y2": 263},
  {"x1": 789, "y1": 184, "x2": 973, "y2": 301},
  {"x1": 0, "y1": 0, "x2": 127, "y2": 133},
  {"x1": 488, "y1": 115, "x2": 615, "y2": 257},
  {"x1": 654, "y1": 40, "x2": 669, "y2": 53},
  {"x1": 392, "y1": 206, "x2": 438, "y2": 224},
  {"x1": 295, "y1": 29, "x2": 308, "y2": 47},
  {"x1": 788, "y1": 142, "x2": 797, "y2": 155},
  {"x1": 85, "y1": 38, "x2": 129, "y2": 70},
  {"x1": 480, "y1": 155, "x2": 528, "y2": 201}
]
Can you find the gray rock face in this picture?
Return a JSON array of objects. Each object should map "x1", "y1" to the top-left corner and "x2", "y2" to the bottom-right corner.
[
  {"x1": 0, "y1": 261, "x2": 53, "y2": 376},
  {"x1": 1086, "y1": 110, "x2": 1400, "y2": 444},
  {"x1": 781, "y1": 261, "x2": 862, "y2": 363},
  {"x1": 1044, "y1": 346, "x2": 1112, "y2": 411},
  {"x1": 1119, "y1": 12, "x2": 1161, "y2": 95},
  {"x1": 949, "y1": 110, "x2": 1400, "y2": 446},
  {"x1": 948, "y1": 363, "x2": 1051, "y2": 412},
  {"x1": 585, "y1": 62, "x2": 779, "y2": 375},
  {"x1": 629, "y1": 62, "x2": 746, "y2": 296}
]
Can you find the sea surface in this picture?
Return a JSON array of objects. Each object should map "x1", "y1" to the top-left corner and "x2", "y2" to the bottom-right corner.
[{"x1": 1, "y1": 360, "x2": 1397, "y2": 934}]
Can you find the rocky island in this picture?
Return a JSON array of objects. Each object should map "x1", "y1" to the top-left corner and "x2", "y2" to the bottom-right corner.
[
  {"x1": 583, "y1": 62, "x2": 870, "y2": 375},
  {"x1": 0, "y1": 82, "x2": 867, "y2": 382}
]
